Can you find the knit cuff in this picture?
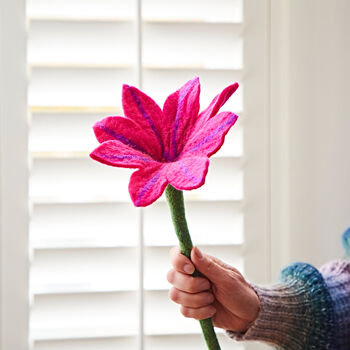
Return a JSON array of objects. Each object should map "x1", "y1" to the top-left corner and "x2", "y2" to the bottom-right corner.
[
  {"x1": 319, "y1": 259, "x2": 350, "y2": 349},
  {"x1": 226, "y1": 263, "x2": 336, "y2": 350}
]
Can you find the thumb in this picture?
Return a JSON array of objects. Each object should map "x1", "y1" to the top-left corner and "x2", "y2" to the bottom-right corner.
[{"x1": 191, "y1": 246, "x2": 226, "y2": 283}]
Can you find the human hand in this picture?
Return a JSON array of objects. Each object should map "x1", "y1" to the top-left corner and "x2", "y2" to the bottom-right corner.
[{"x1": 167, "y1": 246, "x2": 260, "y2": 332}]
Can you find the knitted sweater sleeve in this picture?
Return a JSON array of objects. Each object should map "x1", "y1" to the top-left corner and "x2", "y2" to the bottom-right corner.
[{"x1": 226, "y1": 259, "x2": 350, "y2": 350}]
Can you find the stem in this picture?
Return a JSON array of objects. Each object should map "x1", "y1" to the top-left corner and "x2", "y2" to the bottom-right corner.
[{"x1": 165, "y1": 184, "x2": 221, "y2": 350}]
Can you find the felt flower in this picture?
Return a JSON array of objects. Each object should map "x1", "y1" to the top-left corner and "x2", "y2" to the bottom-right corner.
[{"x1": 90, "y1": 77, "x2": 239, "y2": 207}]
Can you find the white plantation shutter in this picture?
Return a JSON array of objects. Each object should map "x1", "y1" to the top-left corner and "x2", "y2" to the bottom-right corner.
[{"x1": 27, "y1": 1, "x2": 270, "y2": 350}]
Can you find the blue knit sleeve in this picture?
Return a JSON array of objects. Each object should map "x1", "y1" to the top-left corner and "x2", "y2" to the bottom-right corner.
[
  {"x1": 319, "y1": 258, "x2": 350, "y2": 349},
  {"x1": 227, "y1": 228, "x2": 350, "y2": 349},
  {"x1": 227, "y1": 262, "x2": 337, "y2": 349}
]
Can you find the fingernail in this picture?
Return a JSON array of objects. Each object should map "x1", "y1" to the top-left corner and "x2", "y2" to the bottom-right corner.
[
  {"x1": 194, "y1": 246, "x2": 203, "y2": 259},
  {"x1": 184, "y1": 264, "x2": 194, "y2": 274}
]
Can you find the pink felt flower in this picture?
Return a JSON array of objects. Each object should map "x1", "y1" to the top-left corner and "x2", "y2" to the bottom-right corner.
[{"x1": 90, "y1": 77, "x2": 239, "y2": 207}]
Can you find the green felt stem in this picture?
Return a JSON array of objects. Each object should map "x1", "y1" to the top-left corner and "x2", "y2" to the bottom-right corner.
[{"x1": 165, "y1": 184, "x2": 221, "y2": 350}]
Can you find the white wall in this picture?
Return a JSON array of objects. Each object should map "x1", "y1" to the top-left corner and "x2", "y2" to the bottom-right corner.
[{"x1": 271, "y1": 0, "x2": 350, "y2": 274}]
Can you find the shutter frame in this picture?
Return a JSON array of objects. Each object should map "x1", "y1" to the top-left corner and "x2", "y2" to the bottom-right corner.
[{"x1": 27, "y1": 0, "x2": 271, "y2": 349}]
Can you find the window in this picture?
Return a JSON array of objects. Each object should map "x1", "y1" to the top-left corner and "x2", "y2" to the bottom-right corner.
[
  {"x1": 1, "y1": 0, "x2": 271, "y2": 349},
  {"x1": 4, "y1": 2, "x2": 349, "y2": 350}
]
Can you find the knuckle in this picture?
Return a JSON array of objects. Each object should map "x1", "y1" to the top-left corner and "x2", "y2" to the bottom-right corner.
[
  {"x1": 205, "y1": 258, "x2": 218, "y2": 278},
  {"x1": 230, "y1": 270, "x2": 245, "y2": 285},
  {"x1": 230, "y1": 266, "x2": 241, "y2": 275},
  {"x1": 194, "y1": 314, "x2": 203, "y2": 320},
  {"x1": 180, "y1": 306, "x2": 191, "y2": 318},
  {"x1": 188, "y1": 277, "x2": 199, "y2": 293},
  {"x1": 168, "y1": 288, "x2": 179, "y2": 303},
  {"x1": 203, "y1": 292, "x2": 215, "y2": 305},
  {"x1": 185, "y1": 295, "x2": 202, "y2": 308},
  {"x1": 194, "y1": 293, "x2": 211, "y2": 308},
  {"x1": 196, "y1": 307, "x2": 215, "y2": 320},
  {"x1": 167, "y1": 269, "x2": 175, "y2": 284},
  {"x1": 173, "y1": 259, "x2": 184, "y2": 272},
  {"x1": 206, "y1": 258, "x2": 214, "y2": 273},
  {"x1": 195, "y1": 299, "x2": 206, "y2": 308},
  {"x1": 193, "y1": 310, "x2": 205, "y2": 320},
  {"x1": 192, "y1": 298, "x2": 202, "y2": 308},
  {"x1": 219, "y1": 271, "x2": 240, "y2": 292}
]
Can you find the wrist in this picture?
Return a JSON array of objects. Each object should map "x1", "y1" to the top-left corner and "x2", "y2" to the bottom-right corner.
[{"x1": 240, "y1": 285, "x2": 261, "y2": 331}]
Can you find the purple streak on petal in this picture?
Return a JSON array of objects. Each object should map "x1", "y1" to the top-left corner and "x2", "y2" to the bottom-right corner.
[
  {"x1": 128, "y1": 87, "x2": 165, "y2": 158},
  {"x1": 188, "y1": 114, "x2": 238, "y2": 153},
  {"x1": 178, "y1": 161, "x2": 202, "y2": 184},
  {"x1": 171, "y1": 79, "x2": 197, "y2": 159},
  {"x1": 135, "y1": 171, "x2": 161, "y2": 206},
  {"x1": 163, "y1": 150, "x2": 171, "y2": 162},
  {"x1": 99, "y1": 154, "x2": 151, "y2": 163},
  {"x1": 96, "y1": 123, "x2": 147, "y2": 154}
]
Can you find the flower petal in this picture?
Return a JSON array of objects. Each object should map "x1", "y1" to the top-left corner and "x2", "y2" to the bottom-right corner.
[
  {"x1": 122, "y1": 85, "x2": 165, "y2": 159},
  {"x1": 196, "y1": 82, "x2": 239, "y2": 130},
  {"x1": 129, "y1": 164, "x2": 168, "y2": 207},
  {"x1": 90, "y1": 140, "x2": 155, "y2": 168},
  {"x1": 182, "y1": 111, "x2": 238, "y2": 157},
  {"x1": 163, "y1": 77, "x2": 200, "y2": 159},
  {"x1": 93, "y1": 116, "x2": 162, "y2": 160},
  {"x1": 167, "y1": 156, "x2": 209, "y2": 191}
]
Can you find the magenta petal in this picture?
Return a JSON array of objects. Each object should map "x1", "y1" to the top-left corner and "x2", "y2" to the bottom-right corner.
[
  {"x1": 122, "y1": 85, "x2": 165, "y2": 159},
  {"x1": 90, "y1": 140, "x2": 156, "y2": 169},
  {"x1": 167, "y1": 157, "x2": 209, "y2": 191},
  {"x1": 163, "y1": 77, "x2": 200, "y2": 159},
  {"x1": 93, "y1": 116, "x2": 162, "y2": 160},
  {"x1": 129, "y1": 164, "x2": 168, "y2": 207},
  {"x1": 183, "y1": 111, "x2": 238, "y2": 157},
  {"x1": 197, "y1": 82, "x2": 239, "y2": 129}
]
